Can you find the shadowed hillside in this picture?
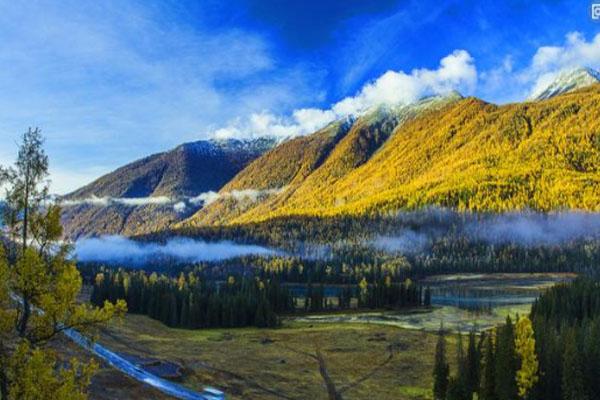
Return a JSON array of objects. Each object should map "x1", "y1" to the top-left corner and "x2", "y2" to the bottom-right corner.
[{"x1": 61, "y1": 138, "x2": 275, "y2": 238}]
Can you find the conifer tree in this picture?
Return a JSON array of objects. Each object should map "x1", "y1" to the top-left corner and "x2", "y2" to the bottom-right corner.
[
  {"x1": 466, "y1": 329, "x2": 480, "y2": 395},
  {"x1": 480, "y1": 333, "x2": 497, "y2": 400},
  {"x1": 562, "y1": 329, "x2": 588, "y2": 400},
  {"x1": 495, "y1": 316, "x2": 518, "y2": 400},
  {"x1": 433, "y1": 324, "x2": 450, "y2": 400}
]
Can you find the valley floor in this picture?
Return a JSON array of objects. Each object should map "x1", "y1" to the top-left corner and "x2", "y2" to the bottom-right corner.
[
  {"x1": 65, "y1": 272, "x2": 567, "y2": 399},
  {"x1": 95, "y1": 314, "x2": 447, "y2": 400}
]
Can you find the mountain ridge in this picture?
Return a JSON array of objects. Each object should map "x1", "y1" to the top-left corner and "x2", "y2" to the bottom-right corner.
[
  {"x1": 182, "y1": 84, "x2": 600, "y2": 227},
  {"x1": 60, "y1": 137, "x2": 276, "y2": 238},
  {"x1": 532, "y1": 67, "x2": 600, "y2": 101},
  {"x1": 62, "y1": 69, "x2": 600, "y2": 237}
]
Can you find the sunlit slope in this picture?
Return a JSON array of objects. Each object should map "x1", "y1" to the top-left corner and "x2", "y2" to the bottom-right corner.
[
  {"x1": 216, "y1": 85, "x2": 600, "y2": 224},
  {"x1": 188, "y1": 121, "x2": 350, "y2": 224},
  {"x1": 185, "y1": 94, "x2": 464, "y2": 226},
  {"x1": 262, "y1": 94, "x2": 463, "y2": 211}
]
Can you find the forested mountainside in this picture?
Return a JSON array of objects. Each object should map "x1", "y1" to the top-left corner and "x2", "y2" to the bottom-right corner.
[
  {"x1": 182, "y1": 83, "x2": 600, "y2": 228},
  {"x1": 62, "y1": 69, "x2": 600, "y2": 238},
  {"x1": 184, "y1": 119, "x2": 352, "y2": 225},
  {"x1": 188, "y1": 92, "x2": 463, "y2": 225},
  {"x1": 60, "y1": 138, "x2": 275, "y2": 238}
]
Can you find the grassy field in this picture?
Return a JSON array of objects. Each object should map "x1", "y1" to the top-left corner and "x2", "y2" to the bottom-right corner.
[
  {"x1": 81, "y1": 273, "x2": 553, "y2": 399},
  {"x1": 97, "y1": 314, "x2": 454, "y2": 400},
  {"x1": 292, "y1": 304, "x2": 531, "y2": 333}
]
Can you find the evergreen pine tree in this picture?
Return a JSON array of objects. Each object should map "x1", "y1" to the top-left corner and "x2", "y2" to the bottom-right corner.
[
  {"x1": 433, "y1": 325, "x2": 450, "y2": 400},
  {"x1": 562, "y1": 329, "x2": 588, "y2": 400},
  {"x1": 466, "y1": 329, "x2": 480, "y2": 396},
  {"x1": 480, "y1": 333, "x2": 496, "y2": 400},
  {"x1": 495, "y1": 317, "x2": 518, "y2": 400}
]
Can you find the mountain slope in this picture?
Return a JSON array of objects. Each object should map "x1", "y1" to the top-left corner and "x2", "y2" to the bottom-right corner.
[
  {"x1": 187, "y1": 120, "x2": 351, "y2": 225},
  {"x1": 68, "y1": 138, "x2": 275, "y2": 199},
  {"x1": 185, "y1": 92, "x2": 463, "y2": 226},
  {"x1": 61, "y1": 138, "x2": 275, "y2": 238},
  {"x1": 184, "y1": 84, "x2": 600, "y2": 227}
]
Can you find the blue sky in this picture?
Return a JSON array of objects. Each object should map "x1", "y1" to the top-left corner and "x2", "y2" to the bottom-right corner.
[{"x1": 0, "y1": 0, "x2": 599, "y2": 193}]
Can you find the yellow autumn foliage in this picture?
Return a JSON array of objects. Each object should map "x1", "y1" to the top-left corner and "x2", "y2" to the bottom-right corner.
[
  {"x1": 185, "y1": 85, "x2": 600, "y2": 227},
  {"x1": 515, "y1": 315, "x2": 539, "y2": 398}
]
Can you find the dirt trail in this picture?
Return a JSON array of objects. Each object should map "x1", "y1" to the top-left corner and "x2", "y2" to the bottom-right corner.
[{"x1": 315, "y1": 347, "x2": 343, "y2": 400}]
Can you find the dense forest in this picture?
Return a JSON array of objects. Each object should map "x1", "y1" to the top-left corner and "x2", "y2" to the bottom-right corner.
[
  {"x1": 84, "y1": 214, "x2": 599, "y2": 286},
  {"x1": 132, "y1": 210, "x2": 600, "y2": 284},
  {"x1": 90, "y1": 268, "x2": 429, "y2": 329},
  {"x1": 432, "y1": 279, "x2": 600, "y2": 400}
]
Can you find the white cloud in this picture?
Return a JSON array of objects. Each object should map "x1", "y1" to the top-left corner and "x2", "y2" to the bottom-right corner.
[
  {"x1": 61, "y1": 187, "x2": 283, "y2": 210},
  {"x1": 189, "y1": 191, "x2": 221, "y2": 206},
  {"x1": 173, "y1": 201, "x2": 187, "y2": 213},
  {"x1": 292, "y1": 108, "x2": 337, "y2": 133},
  {"x1": 189, "y1": 188, "x2": 284, "y2": 206},
  {"x1": 213, "y1": 50, "x2": 477, "y2": 139},
  {"x1": 333, "y1": 50, "x2": 476, "y2": 116},
  {"x1": 530, "y1": 32, "x2": 600, "y2": 73},
  {"x1": 482, "y1": 32, "x2": 600, "y2": 102},
  {"x1": 61, "y1": 195, "x2": 174, "y2": 208},
  {"x1": 525, "y1": 32, "x2": 600, "y2": 97}
]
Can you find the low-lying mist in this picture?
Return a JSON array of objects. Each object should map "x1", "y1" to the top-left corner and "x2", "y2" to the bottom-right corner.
[
  {"x1": 466, "y1": 212, "x2": 600, "y2": 245},
  {"x1": 75, "y1": 235, "x2": 281, "y2": 265},
  {"x1": 60, "y1": 187, "x2": 284, "y2": 213},
  {"x1": 371, "y1": 211, "x2": 600, "y2": 254}
]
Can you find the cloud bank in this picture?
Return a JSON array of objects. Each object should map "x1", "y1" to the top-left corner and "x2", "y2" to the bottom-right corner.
[
  {"x1": 189, "y1": 188, "x2": 284, "y2": 206},
  {"x1": 75, "y1": 235, "x2": 280, "y2": 264},
  {"x1": 468, "y1": 212, "x2": 600, "y2": 246},
  {"x1": 214, "y1": 50, "x2": 477, "y2": 140},
  {"x1": 373, "y1": 231, "x2": 431, "y2": 255},
  {"x1": 61, "y1": 195, "x2": 174, "y2": 207}
]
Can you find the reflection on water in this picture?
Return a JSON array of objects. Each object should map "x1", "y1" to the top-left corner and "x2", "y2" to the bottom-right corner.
[
  {"x1": 425, "y1": 273, "x2": 575, "y2": 311},
  {"x1": 290, "y1": 274, "x2": 576, "y2": 332}
]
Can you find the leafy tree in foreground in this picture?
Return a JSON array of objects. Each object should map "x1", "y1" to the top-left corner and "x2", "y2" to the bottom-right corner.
[
  {"x1": 514, "y1": 316, "x2": 538, "y2": 399},
  {"x1": 0, "y1": 128, "x2": 126, "y2": 399}
]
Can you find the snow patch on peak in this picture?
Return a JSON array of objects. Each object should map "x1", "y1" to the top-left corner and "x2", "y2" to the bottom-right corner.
[
  {"x1": 531, "y1": 67, "x2": 600, "y2": 100},
  {"x1": 177, "y1": 137, "x2": 277, "y2": 155}
]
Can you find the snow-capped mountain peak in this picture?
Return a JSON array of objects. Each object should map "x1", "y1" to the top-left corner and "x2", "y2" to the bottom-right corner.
[{"x1": 532, "y1": 67, "x2": 600, "y2": 101}]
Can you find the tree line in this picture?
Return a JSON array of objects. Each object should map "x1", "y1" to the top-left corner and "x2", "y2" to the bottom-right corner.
[
  {"x1": 90, "y1": 268, "x2": 430, "y2": 329},
  {"x1": 91, "y1": 270, "x2": 289, "y2": 328},
  {"x1": 79, "y1": 232, "x2": 598, "y2": 289},
  {"x1": 432, "y1": 279, "x2": 600, "y2": 400}
]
